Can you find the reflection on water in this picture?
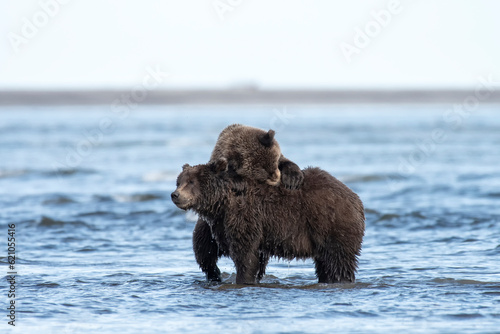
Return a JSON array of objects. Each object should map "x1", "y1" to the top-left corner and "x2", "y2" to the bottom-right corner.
[{"x1": 1, "y1": 105, "x2": 500, "y2": 333}]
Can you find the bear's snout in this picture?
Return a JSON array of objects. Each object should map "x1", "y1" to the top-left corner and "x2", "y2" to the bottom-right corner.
[
  {"x1": 171, "y1": 190, "x2": 190, "y2": 210},
  {"x1": 171, "y1": 191, "x2": 180, "y2": 201}
]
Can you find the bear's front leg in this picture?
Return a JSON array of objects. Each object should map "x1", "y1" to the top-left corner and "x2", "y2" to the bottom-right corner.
[
  {"x1": 225, "y1": 214, "x2": 262, "y2": 284},
  {"x1": 233, "y1": 251, "x2": 260, "y2": 285},
  {"x1": 279, "y1": 155, "x2": 304, "y2": 190},
  {"x1": 192, "y1": 218, "x2": 222, "y2": 282}
]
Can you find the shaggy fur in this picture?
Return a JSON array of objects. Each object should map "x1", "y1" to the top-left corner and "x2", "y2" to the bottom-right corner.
[
  {"x1": 193, "y1": 124, "x2": 304, "y2": 281},
  {"x1": 171, "y1": 159, "x2": 365, "y2": 285},
  {"x1": 210, "y1": 124, "x2": 303, "y2": 189},
  {"x1": 192, "y1": 124, "x2": 304, "y2": 281}
]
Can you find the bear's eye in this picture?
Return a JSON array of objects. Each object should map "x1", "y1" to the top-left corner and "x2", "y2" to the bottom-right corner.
[{"x1": 188, "y1": 180, "x2": 194, "y2": 185}]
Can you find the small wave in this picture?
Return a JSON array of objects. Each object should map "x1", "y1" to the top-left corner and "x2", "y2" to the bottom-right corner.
[
  {"x1": 62, "y1": 303, "x2": 77, "y2": 307},
  {"x1": 97, "y1": 193, "x2": 170, "y2": 204},
  {"x1": 91, "y1": 308, "x2": 115, "y2": 315},
  {"x1": 484, "y1": 192, "x2": 500, "y2": 198},
  {"x1": 431, "y1": 236, "x2": 478, "y2": 244},
  {"x1": 44, "y1": 168, "x2": 96, "y2": 177},
  {"x1": 457, "y1": 173, "x2": 500, "y2": 181},
  {"x1": 377, "y1": 183, "x2": 426, "y2": 198},
  {"x1": 35, "y1": 282, "x2": 60, "y2": 288},
  {"x1": 129, "y1": 210, "x2": 157, "y2": 216},
  {"x1": 77, "y1": 211, "x2": 115, "y2": 217},
  {"x1": 432, "y1": 278, "x2": 498, "y2": 285},
  {"x1": 375, "y1": 213, "x2": 400, "y2": 222},
  {"x1": 42, "y1": 195, "x2": 76, "y2": 205},
  {"x1": 92, "y1": 195, "x2": 113, "y2": 202},
  {"x1": 104, "y1": 273, "x2": 134, "y2": 278},
  {"x1": 38, "y1": 216, "x2": 68, "y2": 227},
  {"x1": 75, "y1": 279, "x2": 89, "y2": 283},
  {"x1": 371, "y1": 210, "x2": 428, "y2": 225},
  {"x1": 485, "y1": 244, "x2": 500, "y2": 255},
  {"x1": 411, "y1": 267, "x2": 439, "y2": 271},
  {"x1": 37, "y1": 216, "x2": 95, "y2": 229},
  {"x1": 372, "y1": 210, "x2": 499, "y2": 230},
  {"x1": 112, "y1": 193, "x2": 164, "y2": 202},
  {"x1": 0, "y1": 169, "x2": 29, "y2": 179},
  {"x1": 463, "y1": 238, "x2": 479, "y2": 243},
  {"x1": 100, "y1": 282, "x2": 123, "y2": 287},
  {"x1": 410, "y1": 211, "x2": 426, "y2": 219},
  {"x1": 77, "y1": 247, "x2": 98, "y2": 252},
  {"x1": 483, "y1": 291, "x2": 500, "y2": 296},
  {"x1": 62, "y1": 236, "x2": 84, "y2": 242},
  {"x1": 445, "y1": 313, "x2": 484, "y2": 319},
  {"x1": 340, "y1": 173, "x2": 409, "y2": 184},
  {"x1": 433, "y1": 236, "x2": 463, "y2": 243},
  {"x1": 340, "y1": 310, "x2": 379, "y2": 318},
  {"x1": 0, "y1": 168, "x2": 96, "y2": 179}
]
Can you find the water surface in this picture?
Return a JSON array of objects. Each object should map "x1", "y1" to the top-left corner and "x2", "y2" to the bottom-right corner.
[{"x1": 1, "y1": 105, "x2": 499, "y2": 333}]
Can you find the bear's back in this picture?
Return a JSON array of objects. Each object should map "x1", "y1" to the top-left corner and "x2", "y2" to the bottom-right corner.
[
  {"x1": 227, "y1": 166, "x2": 364, "y2": 261},
  {"x1": 301, "y1": 167, "x2": 364, "y2": 221},
  {"x1": 301, "y1": 167, "x2": 356, "y2": 199},
  {"x1": 242, "y1": 166, "x2": 364, "y2": 226}
]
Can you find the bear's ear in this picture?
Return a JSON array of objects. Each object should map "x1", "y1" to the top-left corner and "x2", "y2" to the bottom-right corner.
[
  {"x1": 258, "y1": 129, "x2": 275, "y2": 147},
  {"x1": 182, "y1": 163, "x2": 191, "y2": 170},
  {"x1": 213, "y1": 158, "x2": 228, "y2": 173}
]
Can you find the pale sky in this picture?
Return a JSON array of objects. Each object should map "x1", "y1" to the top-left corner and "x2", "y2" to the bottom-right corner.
[{"x1": 1, "y1": 0, "x2": 499, "y2": 89}]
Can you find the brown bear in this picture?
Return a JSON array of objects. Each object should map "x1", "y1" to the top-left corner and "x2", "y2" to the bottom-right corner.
[
  {"x1": 171, "y1": 158, "x2": 365, "y2": 284},
  {"x1": 209, "y1": 124, "x2": 303, "y2": 189},
  {"x1": 191, "y1": 124, "x2": 305, "y2": 282}
]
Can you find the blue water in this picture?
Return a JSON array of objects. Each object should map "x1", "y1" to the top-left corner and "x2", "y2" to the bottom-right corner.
[{"x1": 1, "y1": 105, "x2": 500, "y2": 333}]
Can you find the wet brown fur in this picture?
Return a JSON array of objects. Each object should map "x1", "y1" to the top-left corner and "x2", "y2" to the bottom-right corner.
[
  {"x1": 210, "y1": 124, "x2": 303, "y2": 188},
  {"x1": 172, "y1": 160, "x2": 365, "y2": 285}
]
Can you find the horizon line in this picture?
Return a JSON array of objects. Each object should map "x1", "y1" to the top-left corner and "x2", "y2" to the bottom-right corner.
[{"x1": 1, "y1": 88, "x2": 500, "y2": 105}]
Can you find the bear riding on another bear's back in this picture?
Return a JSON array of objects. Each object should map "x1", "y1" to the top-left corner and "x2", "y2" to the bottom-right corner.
[
  {"x1": 209, "y1": 124, "x2": 304, "y2": 189},
  {"x1": 171, "y1": 158, "x2": 365, "y2": 285},
  {"x1": 188, "y1": 124, "x2": 305, "y2": 282}
]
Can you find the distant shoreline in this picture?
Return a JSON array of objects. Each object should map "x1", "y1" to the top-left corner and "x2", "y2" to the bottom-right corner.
[{"x1": 1, "y1": 89, "x2": 500, "y2": 105}]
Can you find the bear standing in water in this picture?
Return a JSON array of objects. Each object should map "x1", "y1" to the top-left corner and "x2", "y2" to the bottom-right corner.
[
  {"x1": 171, "y1": 159, "x2": 365, "y2": 284},
  {"x1": 191, "y1": 124, "x2": 304, "y2": 282}
]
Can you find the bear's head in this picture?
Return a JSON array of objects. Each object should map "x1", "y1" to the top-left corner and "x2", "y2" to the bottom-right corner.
[
  {"x1": 210, "y1": 124, "x2": 281, "y2": 186},
  {"x1": 171, "y1": 159, "x2": 229, "y2": 211}
]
